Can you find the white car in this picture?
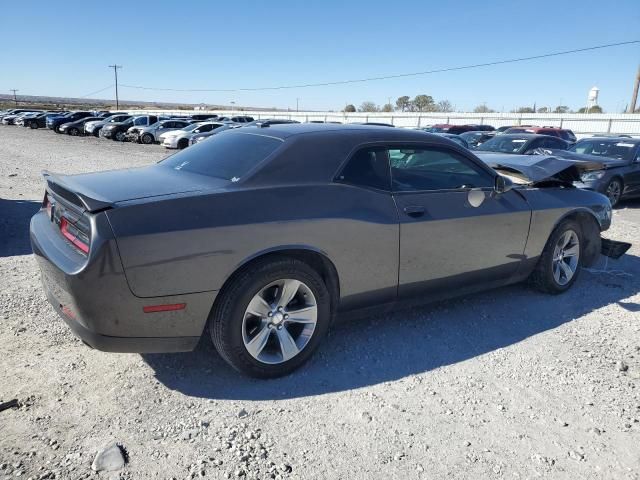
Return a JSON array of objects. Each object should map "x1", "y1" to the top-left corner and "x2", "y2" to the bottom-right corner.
[{"x1": 160, "y1": 122, "x2": 228, "y2": 149}]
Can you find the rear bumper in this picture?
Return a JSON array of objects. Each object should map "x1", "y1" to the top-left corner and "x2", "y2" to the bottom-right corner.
[
  {"x1": 30, "y1": 209, "x2": 213, "y2": 353},
  {"x1": 45, "y1": 287, "x2": 199, "y2": 353}
]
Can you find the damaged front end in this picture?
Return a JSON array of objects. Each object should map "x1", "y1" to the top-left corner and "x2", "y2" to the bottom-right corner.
[
  {"x1": 475, "y1": 153, "x2": 631, "y2": 261},
  {"x1": 475, "y1": 153, "x2": 605, "y2": 188}
]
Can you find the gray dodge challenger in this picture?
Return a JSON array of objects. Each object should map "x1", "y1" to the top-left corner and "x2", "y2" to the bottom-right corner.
[{"x1": 30, "y1": 124, "x2": 629, "y2": 377}]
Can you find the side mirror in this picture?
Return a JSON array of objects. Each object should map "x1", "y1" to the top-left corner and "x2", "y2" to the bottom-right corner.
[{"x1": 495, "y1": 175, "x2": 513, "y2": 194}]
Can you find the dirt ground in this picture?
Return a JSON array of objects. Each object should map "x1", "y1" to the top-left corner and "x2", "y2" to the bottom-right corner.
[{"x1": 0, "y1": 126, "x2": 639, "y2": 480}]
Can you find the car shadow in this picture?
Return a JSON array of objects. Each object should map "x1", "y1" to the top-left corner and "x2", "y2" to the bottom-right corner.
[
  {"x1": 0, "y1": 198, "x2": 40, "y2": 257},
  {"x1": 143, "y1": 252, "x2": 640, "y2": 400}
]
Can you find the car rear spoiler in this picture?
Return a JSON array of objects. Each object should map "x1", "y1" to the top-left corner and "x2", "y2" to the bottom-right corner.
[{"x1": 42, "y1": 171, "x2": 114, "y2": 213}]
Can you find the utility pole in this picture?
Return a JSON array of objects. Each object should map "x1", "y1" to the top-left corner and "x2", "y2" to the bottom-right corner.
[
  {"x1": 628, "y1": 64, "x2": 640, "y2": 113},
  {"x1": 108, "y1": 64, "x2": 122, "y2": 109},
  {"x1": 296, "y1": 98, "x2": 299, "y2": 112},
  {"x1": 10, "y1": 89, "x2": 19, "y2": 107}
]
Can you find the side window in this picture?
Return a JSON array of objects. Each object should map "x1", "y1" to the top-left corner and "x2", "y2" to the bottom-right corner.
[
  {"x1": 548, "y1": 138, "x2": 567, "y2": 149},
  {"x1": 390, "y1": 147, "x2": 494, "y2": 192},
  {"x1": 337, "y1": 148, "x2": 390, "y2": 191}
]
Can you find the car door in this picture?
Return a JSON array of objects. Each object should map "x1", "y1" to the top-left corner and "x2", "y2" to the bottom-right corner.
[
  {"x1": 623, "y1": 147, "x2": 640, "y2": 196},
  {"x1": 389, "y1": 144, "x2": 532, "y2": 299}
]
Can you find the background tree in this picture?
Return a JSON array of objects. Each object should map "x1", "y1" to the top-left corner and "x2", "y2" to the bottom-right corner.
[
  {"x1": 473, "y1": 104, "x2": 495, "y2": 113},
  {"x1": 381, "y1": 103, "x2": 394, "y2": 112},
  {"x1": 577, "y1": 105, "x2": 603, "y2": 113},
  {"x1": 412, "y1": 95, "x2": 435, "y2": 112},
  {"x1": 515, "y1": 107, "x2": 535, "y2": 113},
  {"x1": 436, "y1": 100, "x2": 453, "y2": 112},
  {"x1": 553, "y1": 105, "x2": 570, "y2": 113},
  {"x1": 359, "y1": 101, "x2": 379, "y2": 112},
  {"x1": 536, "y1": 107, "x2": 549, "y2": 113},
  {"x1": 395, "y1": 96, "x2": 411, "y2": 112},
  {"x1": 343, "y1": 104, "x2": 356, "y2": 113}
]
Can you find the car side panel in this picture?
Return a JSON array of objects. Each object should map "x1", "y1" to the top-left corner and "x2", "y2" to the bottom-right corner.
[
  {"x1": 106, "y1": 184, "x2": 400, "y2": 311},
  {"x1": 516, "y1": 187, "x2": 610, "y2": 274}
]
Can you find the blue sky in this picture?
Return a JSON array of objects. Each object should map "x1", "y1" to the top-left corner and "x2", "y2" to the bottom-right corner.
[{"x1": 2, "y1": 0, "x2": 639, "y2": 112}]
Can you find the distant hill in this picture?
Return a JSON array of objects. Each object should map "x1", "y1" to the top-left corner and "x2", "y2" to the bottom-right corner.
[{"x1": 0, "y1": 93, "x2": 283, "y2": 112}]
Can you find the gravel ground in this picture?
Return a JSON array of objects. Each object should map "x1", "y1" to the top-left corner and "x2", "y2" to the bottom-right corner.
[{"x1": 1, "y1": 126, "x2": 639, "y2": 480}]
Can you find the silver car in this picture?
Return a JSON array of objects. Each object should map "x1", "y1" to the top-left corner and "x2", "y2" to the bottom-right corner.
[
  {"x1": 160, "y1": 122, "x2": 230, "y2": 149},
  {"x1": 134, "y1": 119, "x2": 192, "y2": 145}
]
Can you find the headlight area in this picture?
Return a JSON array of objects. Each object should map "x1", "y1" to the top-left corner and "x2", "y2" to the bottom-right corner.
[{"x1": 580, "y1": 170, "x2": 606, "y2": 182}]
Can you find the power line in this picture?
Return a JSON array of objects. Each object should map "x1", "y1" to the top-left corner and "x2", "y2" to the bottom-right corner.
[
  {"x1": 119, "y1": 40, "x2": 639, "y2": 93},
  {"x1": 108, "y1": 65, "x2": 122, "y2": 108},
  {"x1": 9, "y1": 89, "x2": 19, "y2": 106},
  {"x1": 78, "y1": 85, "x2": 114, "y2": 99}
]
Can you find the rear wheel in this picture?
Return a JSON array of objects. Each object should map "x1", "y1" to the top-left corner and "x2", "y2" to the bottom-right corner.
[
  {"x1": 141, "y1": 133, "x2": 154, "y2": 144},
  {"x1": 115, "y1": 131, "x2": 126, "y2": 142},
  {"x1": 529, "y1": 219, "x2": 582, "y2": 294},
  {"x1": 54, "y1": 125, "x2": 62, "y2": 133},
  {"x1": 68, "y1": 127, "x2": 79, "y2": 136},
  {"x1": 605, "y1": 178, "x2": 623, "y2": 207},
  {"x1": 209, "y1": 258, "x2": 331, "y2": 378},
  {"x1": 29, "y1": 122, "x2": 38, "y2": 129}
]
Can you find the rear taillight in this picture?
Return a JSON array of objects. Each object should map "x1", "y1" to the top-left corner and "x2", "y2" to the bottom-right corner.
[{"x1": 59, "y1": 216, "x2": 90, "y2": 254}]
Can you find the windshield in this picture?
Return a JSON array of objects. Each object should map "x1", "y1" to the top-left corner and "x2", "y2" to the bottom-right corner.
[
  {"x1": 161, "y1": 131, "x2": 283, "y2": 181},
  {"x1": 477, "y1": 136, "x2": 529, "y2": 153},
  {"x1": 569, "y1": 140, "x2": 635, "y2": 160}
]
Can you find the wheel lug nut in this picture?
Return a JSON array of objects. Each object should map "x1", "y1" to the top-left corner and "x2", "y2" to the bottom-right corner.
[
  {"x1": 267, "y1": 312, "x2": 273, "y2": 317},
  {"x1": 284, "y1": 314, "x2": 289, "y2": 319},
  {"x1": 277, "y1": 325, "x2": 283, "y2": 330}
]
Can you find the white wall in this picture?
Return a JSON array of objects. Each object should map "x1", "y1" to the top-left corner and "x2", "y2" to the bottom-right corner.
[{"x1": 126, "y1": 109, "x2": 640, "y2": 136}]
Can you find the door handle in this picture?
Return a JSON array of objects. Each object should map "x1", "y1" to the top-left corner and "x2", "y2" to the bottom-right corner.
[{"x1": 403, "y1": 205, "x2": 425, "y2": 217}]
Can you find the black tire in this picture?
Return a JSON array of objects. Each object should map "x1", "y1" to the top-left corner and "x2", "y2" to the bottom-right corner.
[
  {"x1": 529, "y1": 219, "x2": 582, "y2": 294},
  {"x1": 178, "y1": 138, "x2": 189, "y2": 149},
  {"x1": 93, "y1": 129, "x2": 101, "y2": 137},
  {"x1": 29, "y1": 121, "x2": 38, "y2": 129},
  {"x1": 141, "y1": 133, "x2": 154, "y2": 145},
  {"x1": 604, "y1": 177, "x2": 623, "y2": 207},
  {"x1": 53, "y1": 125, "x2": 61, "y2": 133},
  {"x1": 209, "y1": 257, "x2": 331, "y2": 378},
  {"x1": 114, "y1": 131, "x2": 126, "y2": 142},
  {"x1": 68, "y1": 127, "x2": 79, "y2": 136}
]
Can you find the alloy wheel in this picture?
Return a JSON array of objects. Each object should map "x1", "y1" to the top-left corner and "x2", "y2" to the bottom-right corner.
[
  {"x1": 242, "y1": 279, "x2": 318, "y2": 365},
  {"x1": 606, "y1": 180, "x2": 621, "y2": 206},
  {"x1": 552, "y1": 230, "x2": 580, "y2": 286}
]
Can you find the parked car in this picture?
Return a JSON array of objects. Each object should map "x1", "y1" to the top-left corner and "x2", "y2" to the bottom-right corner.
[
  {"x1": 14, "y1": 111, "x2": 43, "y2": 126},
  {"x1": 101, "y1": 115, "x2": 161, "y2": 141},
  {"x1": 21, "y1": 111, "x2": 64, "y2": 129},
  {"x1": 426, "y1": 124, "x2": 494, "y2": 134},
  {"x1": 504, "y1": 126, "x2": 577, "y2": 143},
  {"x1": 189, "y1": 114, "x2": 219, "y2": 121},
  {"x1": 30, "y1": 124, "x2": 624, "y2": 378},
  {"x1": 460, "y1": 131, "x2": 497, "y2": 149},
  {"x1": 47, "y1": 111, "x2": 94, "y2": 133},
  {"x1": 131, "y1": 119, "x2": 192, "y2": 144},
  {"x1": 59, "y1": 117, "x2": 104, "y2": 136},
  {"x1": 476, "y1": 134, "x2": 569, "y2": 155},
  {"x1": 161, "y1": 122, "x2": 229, "y2": 149},
  {"x1": 2, "y1": 111, "x2": 40, "y2": 125},
  {"x1": 189, "y1": 124, "x2": 240, "y2": 146},
  {"x1": 433, "y1": 132, "x2": 469, "y2": 149},
  {"x1": 242, "y1": 119, "x2": 300, "y2": 127},
  {"x1": 550, "y1": 137, "x2": 640, "y2": 206},
  {"x1": 84, "y1": 115, "x2": 132, "y2": 137},
  {"x1": 0, "y1": 108, "x2": 42, "y2": 122},
  {"x1": 216, "y1": 115, "x2": 254, "y2": 123}
]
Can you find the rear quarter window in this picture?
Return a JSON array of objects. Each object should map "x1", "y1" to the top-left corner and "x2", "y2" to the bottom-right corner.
[{"x1": 161, "y1": 131, "x2": 283, "y2": 181}]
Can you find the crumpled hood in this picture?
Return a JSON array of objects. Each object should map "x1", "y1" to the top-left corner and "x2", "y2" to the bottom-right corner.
[
  {"x1": 544, "y1": 149, "x2": 630, "y2": 168},
  {"x1": 475, "y1": 153, "x2": 605, "y2": 184}
]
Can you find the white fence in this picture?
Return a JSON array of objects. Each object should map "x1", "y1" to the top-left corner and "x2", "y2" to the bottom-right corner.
[{"x1": 126, "y1": 109, "x2": 640, "y2": 136}]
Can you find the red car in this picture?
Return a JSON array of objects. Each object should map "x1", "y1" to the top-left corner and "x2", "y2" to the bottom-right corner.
[
  {"x1": 426, "y1": 124, "x2": 494, "y2": 135},
  {"x1": 505, "y1": 126, "x2": 576, "y2": 143}
]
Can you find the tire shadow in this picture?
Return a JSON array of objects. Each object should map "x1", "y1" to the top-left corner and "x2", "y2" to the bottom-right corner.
[
  {"x1": 143, "y1": 252, "x2": 640, "y2": 400},
  {"x1": 0, "y1": 197, "x2": 40, "y2": 257}
]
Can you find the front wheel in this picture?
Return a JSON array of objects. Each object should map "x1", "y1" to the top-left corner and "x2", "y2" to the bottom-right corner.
[
  {"x1": 68, "y1": 127, "x2": 79, "y2": 136},
  {"x1": 605, "y1": 178, "x2": 623, "y2": 207},
  {"x1": 210, "y1": 258, "x2": 331, "y2": 378},
  {"x1": 141, "y1": 133, "x2": 154, "y2": 144},
  {"x1": 29, "y1": 122, "x2": 38, "y2": 129},
  {"x1": 529, "y1": 219, "x2": 582, "y2": 294},
  {"x1": 114, "y1": 131, "x2": 126, "y2": 142}
]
